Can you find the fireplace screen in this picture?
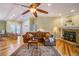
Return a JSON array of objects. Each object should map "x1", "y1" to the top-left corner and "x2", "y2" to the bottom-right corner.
[{"x1": 63, "y1": 31, "x2": 76, "y2": 42}]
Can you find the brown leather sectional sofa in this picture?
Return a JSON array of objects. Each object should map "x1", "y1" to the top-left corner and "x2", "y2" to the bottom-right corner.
[{"x1": 23, "y1": 31, "x2": 50, "y2": 43}]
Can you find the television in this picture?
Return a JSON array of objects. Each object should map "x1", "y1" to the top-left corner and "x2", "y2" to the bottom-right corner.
[{"x1": 63, "y1": 31, "x2": 76, "y2": 42}]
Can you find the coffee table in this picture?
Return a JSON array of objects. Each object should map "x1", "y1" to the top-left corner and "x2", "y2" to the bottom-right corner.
[{"x1": 28, "y1": 39, "x2": 38, "y2": 49}]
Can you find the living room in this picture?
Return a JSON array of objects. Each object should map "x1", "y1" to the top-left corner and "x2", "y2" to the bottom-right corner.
[{"x1": 0, "y1": 3, "x2": 79, "y2": 56}]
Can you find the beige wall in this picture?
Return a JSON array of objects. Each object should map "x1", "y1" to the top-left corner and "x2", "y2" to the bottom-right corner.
[
  {"x1": 64, "y1": 15, "x2": 79, "y2": 26},
  {"x1": 35, "y1": 17, "x2": 61, "y2": 31},
  {"x1": 30, "y1": 16, "x2": 61, "y2": 38}
]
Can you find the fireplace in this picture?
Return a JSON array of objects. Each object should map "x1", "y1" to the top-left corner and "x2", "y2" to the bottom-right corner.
[{"x1": 63, "y1": 31, "x2": 76, "y2": 42}]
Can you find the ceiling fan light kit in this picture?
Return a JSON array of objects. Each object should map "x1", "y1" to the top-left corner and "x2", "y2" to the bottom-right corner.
[{"x1": 30, "y1": 8, "x2": 37, "y2": 13}]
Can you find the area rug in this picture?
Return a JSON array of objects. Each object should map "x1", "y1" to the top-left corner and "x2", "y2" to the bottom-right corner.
[{"x1": 11, "y1": 44, "x2": 61, "y2": 56}]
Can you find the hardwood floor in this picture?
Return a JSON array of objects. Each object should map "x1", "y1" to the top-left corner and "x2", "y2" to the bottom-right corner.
[
  {"x1": 0, "y1": 36, "x2": 43, "y2": 56},
  {"x1": 0, "y1": 36, "x2": 23, "y2": 56},
  {"x1": 56, "y1": 39, "x2": 79, "y2": 56},
  {"x1": 1, "y1": 36, "x2": 79, "y2": 56}
]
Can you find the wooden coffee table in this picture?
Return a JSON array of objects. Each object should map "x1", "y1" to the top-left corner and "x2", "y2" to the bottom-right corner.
[{"x1": 28, "y1": 39, "x2": 38, "y2": 49}]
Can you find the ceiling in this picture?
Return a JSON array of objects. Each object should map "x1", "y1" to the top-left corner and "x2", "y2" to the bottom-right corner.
[{"x1": 0, "y1": 3, "x2": 79, "y2": 20}]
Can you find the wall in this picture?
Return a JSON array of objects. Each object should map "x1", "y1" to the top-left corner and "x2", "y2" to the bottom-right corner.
[
  {"x1": 30, "y1": 16, "x2": 61, "y2": 38},
  {"x1": 64, "y1": 15, "x2": 79, "y2": 26},
  {"x1": 1, "y1": 14, "x2": 79, "y2": 37}
]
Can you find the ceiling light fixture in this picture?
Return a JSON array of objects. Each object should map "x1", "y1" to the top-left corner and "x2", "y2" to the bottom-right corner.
[
  {"x1": 9, "y1": 14, "x2": 15, "y2": 19},
  {"x1": 70, "y1": 9, "x2": 75, "y2": 13},
  {"x1": 58, "y1": 13, "x2": 62, "y2": 16},
  {"x1": 48, "y1": 3, "x2": 51, "y2": 6}
]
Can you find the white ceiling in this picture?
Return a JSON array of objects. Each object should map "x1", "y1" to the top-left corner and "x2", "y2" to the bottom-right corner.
[{"x1": 0, "y1": 3, "x2": 79, "y2": 20}]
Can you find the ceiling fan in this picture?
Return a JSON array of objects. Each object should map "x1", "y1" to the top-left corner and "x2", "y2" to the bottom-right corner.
[{"x1": 14, "y1": 3, "x2": 48, "y2": 17}]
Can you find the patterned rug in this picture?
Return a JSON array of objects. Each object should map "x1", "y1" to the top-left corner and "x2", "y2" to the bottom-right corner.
[{"x1": 11, "y1": 44, "x2": 61, "y2": 56}]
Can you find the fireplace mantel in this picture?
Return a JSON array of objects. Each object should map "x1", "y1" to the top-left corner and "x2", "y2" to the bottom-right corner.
[
  {"x1": 63, "y1": 26, "x2": 79, "y2": 30},
  {"x1": 63, "y1": 27, "x2": 79, "y2": 44}
]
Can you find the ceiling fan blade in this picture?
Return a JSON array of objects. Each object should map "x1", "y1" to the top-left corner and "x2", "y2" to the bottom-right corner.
[
  {"x1": 13, "y1": 3, "x2": 29, "y2": 8},
  {"x1": 30, "y1": 3, "x2": 41, "y2": 8},
  {"x1": 37, "y1": 8, "x2": 48, "y2": 14},
  {"x1": 33, "y1": 12, "x2": 38, "y2": 17},
  {"x1": 22, "y1": 10, "x2": 30, "y2": 15}
]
